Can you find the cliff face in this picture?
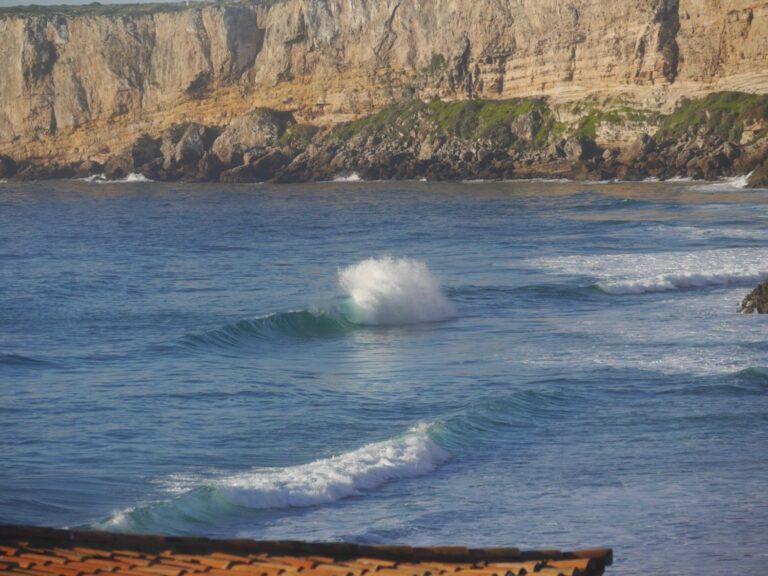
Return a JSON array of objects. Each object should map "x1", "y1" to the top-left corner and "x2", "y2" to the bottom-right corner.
[{"x1": 0, "y1": 0, "x2": 766, "y2": 162}]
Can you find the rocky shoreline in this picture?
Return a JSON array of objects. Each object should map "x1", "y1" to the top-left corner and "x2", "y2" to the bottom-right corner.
[{"x1": 1, "y1": 93, "x2": 767, "y2": 188}]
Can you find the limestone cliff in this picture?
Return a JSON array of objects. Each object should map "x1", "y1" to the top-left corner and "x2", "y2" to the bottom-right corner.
[{"x1": 0, "y1": 0, "x2": 766, "y2": 166}]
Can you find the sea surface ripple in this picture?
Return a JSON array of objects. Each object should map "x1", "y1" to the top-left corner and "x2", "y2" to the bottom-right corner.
[{"x1": 1, "y1": 178, "x2": 768, "y2": 576}]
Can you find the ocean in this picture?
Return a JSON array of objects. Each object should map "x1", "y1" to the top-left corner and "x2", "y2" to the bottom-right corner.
[{"x1": 1, "y1": 177, "x2": 767, "y2": 576}]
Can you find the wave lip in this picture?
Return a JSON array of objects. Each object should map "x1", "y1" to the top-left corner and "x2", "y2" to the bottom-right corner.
[
  {"x1": 97, "y1": 424, "x2": 448, "y2": 533},
  {"x1": 597, "y1": 271, "x2": 768, "y2": 295},
  {"x1": 338, "y1": 257, "x2": 456, "y2": 325}
]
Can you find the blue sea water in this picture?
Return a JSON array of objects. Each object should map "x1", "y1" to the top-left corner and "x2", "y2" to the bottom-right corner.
[{"x1": 1, "y1": 177, "x2": 768, "y2": 576}]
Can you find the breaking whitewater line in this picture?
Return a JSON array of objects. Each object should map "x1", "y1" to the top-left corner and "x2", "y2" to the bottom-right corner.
[{"x1": 95, "y1": 424, "x2": 449, "y2": 533}]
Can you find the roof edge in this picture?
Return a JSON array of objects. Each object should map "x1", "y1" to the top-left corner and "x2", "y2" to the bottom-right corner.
[{"x1": 0, "y1": 524, "x2": 612, "y2": 567}]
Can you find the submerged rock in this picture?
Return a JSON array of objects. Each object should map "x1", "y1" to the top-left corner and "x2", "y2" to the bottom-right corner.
[{"x1": 740, "y1": 280, "x2": 768, "y2": 314}]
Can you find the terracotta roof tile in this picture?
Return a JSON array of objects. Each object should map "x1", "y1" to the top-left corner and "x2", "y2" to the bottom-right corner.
[{"x1": 0, "y1": 526, "x2": 612, "y2": 576}]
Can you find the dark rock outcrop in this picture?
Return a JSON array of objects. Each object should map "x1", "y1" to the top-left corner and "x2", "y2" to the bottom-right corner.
[
  {"x1": 747, "y1": 160, "x2": 768, "y2": 189},
  {"x1": 0, "y1": 154, "x2": 17, "y2": 178},
  {"x1": 740, "y1": 280, "x2": 768, "y2": 314},
  {"x1": 211, "y1": 109, "x2": 294, "y2": 166}
]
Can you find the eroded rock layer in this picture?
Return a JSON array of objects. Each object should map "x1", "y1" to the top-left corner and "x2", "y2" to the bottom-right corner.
[{"x1": 0, "y1": 0, "x2": 767, "y2": 164}]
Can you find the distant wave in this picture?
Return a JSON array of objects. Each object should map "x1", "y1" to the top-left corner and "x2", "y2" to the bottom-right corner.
[
  {"x1": 79, "y1": 173, "x2": 153, "y2": 183},
  {"x1": 597, "y1": 271, "x2": 768, "y2": 295},
  {"x1": 95, "y1": 424, "x2": 448, "y2": 533},
  {"x1": 0, "y1": 353, "x2": 50, "y2": 366}
]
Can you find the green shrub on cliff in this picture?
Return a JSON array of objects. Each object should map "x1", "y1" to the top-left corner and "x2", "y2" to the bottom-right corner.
[
  {"x1": 425, "y1": 98, "x2": 560, "y2": 147},
  {"x1": 571, "y1": 98, "x2": 653, "y2": 141},
  {"x1": 330, "y1": 97, "x2": 563, "y2": 149},
  {"x1": 656, "y1": 91, "x2": 768, "y2": 142}
]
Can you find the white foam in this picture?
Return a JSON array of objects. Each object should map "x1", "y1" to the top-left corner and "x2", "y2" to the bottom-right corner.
[
  {"x1": 333, "y1": 172, "x2": 362, "y2": 182},
  {"x1": 598, "y1": 272, "x2": 768, "y2": 295},
  {"x1": 98, "y1": 424, "x2": 448, "y2": 531},
  {"x1": 533, "y1": 248, "x2": 768, "y2": 295},
  {"x1": 693, "y1": 172, "x2": 753, "y2": 191},
  {"x1": 220, "y1": 424, "x2": 448, "y2": 508},
  {"x1": 78, "y1": 173, "x2": 153, "y2": 183},
  {"x1": 338, "y1": 257, "x2": 456, "y2": 325},
  {"x1": 119, "y1": 173, "x2": 153, "y2": 183},
  {"x1": 77, "y1": 174, "x2": 107, "y2": 182}
]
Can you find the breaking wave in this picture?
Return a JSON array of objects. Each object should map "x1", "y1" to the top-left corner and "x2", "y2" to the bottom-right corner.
[
  {"x1": 185, "y1": 258, "x2": 455, "y2": 348},
  {"x1": 597, "y1": 271, "x2": 768, "y2": 295},
  {"x1": 693, "y1": 172, "x2": 753, "y2": 191},
  {"x1": 96, "y1": 424, "x2": 448, "y2": 533},
  {"x1": 534, "y1": 248, "x2": 768, "y2": 296}
]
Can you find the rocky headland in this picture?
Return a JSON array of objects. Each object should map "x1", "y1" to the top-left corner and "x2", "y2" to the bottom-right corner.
[{"x1": 0, "y1": 0, "x2": 767, "y2": 184}]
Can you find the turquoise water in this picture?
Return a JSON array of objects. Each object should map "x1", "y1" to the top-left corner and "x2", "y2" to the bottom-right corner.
[{"x1": 1, "y1": 178, "x2": 768, "y2": 575}]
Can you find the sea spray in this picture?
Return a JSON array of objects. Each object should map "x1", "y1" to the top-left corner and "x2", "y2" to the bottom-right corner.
[
  {"x1": 338, "y1": 257, "x2": 456, "y2": 325},
  {"x1": 96, "y1": 424, "x2": 448, "y2": 533}
]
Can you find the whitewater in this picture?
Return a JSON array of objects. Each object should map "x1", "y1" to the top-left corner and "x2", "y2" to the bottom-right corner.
[{"x1": 2, "y1": 178, "x2": 768, "y2": 576}]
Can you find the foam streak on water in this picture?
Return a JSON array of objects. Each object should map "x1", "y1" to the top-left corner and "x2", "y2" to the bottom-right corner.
[
  {"x1": 533, "y1": 248, "x2": 768, "y2": 295},
  {"x1": 338, "y1": 257, "x2": 456, "y2": 325}
]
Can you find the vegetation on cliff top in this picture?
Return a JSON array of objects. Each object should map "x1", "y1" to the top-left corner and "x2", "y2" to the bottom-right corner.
[{"x1": 327, "y1": 91, "x2": 768, "y2": 151}]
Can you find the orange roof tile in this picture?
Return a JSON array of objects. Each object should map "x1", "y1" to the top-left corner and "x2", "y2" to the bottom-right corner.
[{"x1": 0, "y1": 525, "x2": 612, "y2": 576}]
